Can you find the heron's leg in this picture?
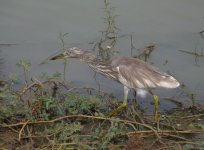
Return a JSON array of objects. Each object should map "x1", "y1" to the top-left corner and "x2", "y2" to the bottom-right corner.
[
  {"x1": 107, "y1": 86, "x2": 129, "y2": 117},
  {"x1": 153, "y1": 95, "x2": 159, "y2": 123}
]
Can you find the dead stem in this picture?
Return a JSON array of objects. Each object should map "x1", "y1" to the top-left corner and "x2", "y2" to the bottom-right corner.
[
  {"x1": 7, "y1": 114, "x2": 203, "y2": 145},
  {"x1": 127, "y1": 130, "x2": 204, "y2": 136},
  {"x1": 133, "y1": 43, "x2": 155, "y2": 62},
  {"x1": 178, "y1": 49, "x2": 204, "y2": 57},
  {"x1": 2, "y1": 114, "x2": 161, "y2": 140},
  {"x1": 18, "y1": 120, "x2": 29, "y2": 141},
  {"x1": 179, "y1": 113, "x2": 204, "y2": 119},
  {"x1": 200, "y1": 30, "x2": 204, "y2": 39},
  {"x1": 162, "y1": 97, "x2": 183, "y2": 108}
]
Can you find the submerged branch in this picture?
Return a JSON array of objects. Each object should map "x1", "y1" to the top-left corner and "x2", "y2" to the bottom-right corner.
[{"x1": 178, "y1": 49, "x2": 204, "y2": 57}]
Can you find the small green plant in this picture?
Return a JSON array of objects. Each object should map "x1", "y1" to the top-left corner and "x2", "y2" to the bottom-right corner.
[
  {"x1": 16, "y1": 57, "x2": 31, "y2": 85},
  {"x1": 180, "y1": 84, "x2": 199, "y2": 107},
  {"x1": 93, "y1": 0, "x2": 119, "y2": 60},
  {"x1": 39, "y1": 71, "x2": 61, "y2": 80},
  {"x1": 0, "y1": 83, "x2": 18, "y2": 123},
  {"x1": 8, "y1": 73, "x2": 20, "y2": 84},
  {"x1": 59, "y1": 92, "x2": 103, "y2": 115},
  {"x1": 97, "y1": 120, "x2": 125, "y2": 150},
  {"x1": 59, "y1": 32, "x2": 69, "y2": 82}
]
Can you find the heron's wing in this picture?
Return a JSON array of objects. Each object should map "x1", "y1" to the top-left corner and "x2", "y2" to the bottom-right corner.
[{"x1": 111, "y1": 56, "x2": 179, "y2": 89}]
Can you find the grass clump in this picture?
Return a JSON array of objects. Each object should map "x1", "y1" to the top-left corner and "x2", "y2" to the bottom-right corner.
[
  {"x1": 0, "y1": 83, "x2": 19, "y2": 123},
  {"x1": 0, "y1": 75, "x2": 204, "y2": 149}
]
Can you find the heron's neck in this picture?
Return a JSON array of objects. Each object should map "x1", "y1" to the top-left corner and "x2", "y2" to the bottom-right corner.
[
  {"x1": 80, "y1": 51, "x2": 97, "y2": 63},
  {"x1": 79, "y1": 52, "x2": 118, "y2": 80},
  {"x1": 80, "y1": 52, "x2": 107, "y2": 68}
]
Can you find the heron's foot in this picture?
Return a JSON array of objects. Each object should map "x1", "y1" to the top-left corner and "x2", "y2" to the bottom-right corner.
[
  {"x1": 107, "y1": 103, "x2": 127, "y2": 117},
  {"x1": 153, "y1": 95, "x2": 159, "y2": 123}
]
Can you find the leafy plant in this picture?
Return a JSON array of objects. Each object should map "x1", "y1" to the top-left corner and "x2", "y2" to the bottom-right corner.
[
  {"x1": 16, "y1": 57, "x2": 31, "y2": 85},
  {"x1": 59, "y1": 92, "x2": 103, "y2": 115},
  {"x1": 0, "y1": 84, "x2": 18, "y2": 123}
]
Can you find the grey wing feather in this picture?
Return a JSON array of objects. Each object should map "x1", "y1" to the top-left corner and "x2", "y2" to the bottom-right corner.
[{"x1": 111, "y1": 56, "x2": 179, "y2": 89}]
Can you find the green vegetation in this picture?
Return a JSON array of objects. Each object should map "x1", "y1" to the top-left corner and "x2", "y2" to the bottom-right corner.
[
  {"x1": 0, "y1": 58, "x2": 204, "y2": 149},
  {"x1": 93, "y1": 0, "x2": 119, "y2": 61}
]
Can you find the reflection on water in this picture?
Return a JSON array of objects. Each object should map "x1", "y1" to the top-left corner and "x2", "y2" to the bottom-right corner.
[{"x1": 0, "y1": 0, "x2": 204, "y2": 106}]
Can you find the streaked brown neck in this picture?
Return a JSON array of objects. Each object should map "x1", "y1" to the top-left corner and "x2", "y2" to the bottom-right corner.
[{"x1": 78, "y1": 52, "x2": 118, "y2": 81}]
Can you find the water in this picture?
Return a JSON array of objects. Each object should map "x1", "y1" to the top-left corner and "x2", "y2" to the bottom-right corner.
[{"x1": 0, "y1": 0, "x2": 204, "y2": 110}]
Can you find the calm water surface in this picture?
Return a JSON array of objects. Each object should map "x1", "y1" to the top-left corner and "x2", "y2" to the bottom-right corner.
[{"x1": 0, "y1": 0, "x2": 204, "y2": 110}]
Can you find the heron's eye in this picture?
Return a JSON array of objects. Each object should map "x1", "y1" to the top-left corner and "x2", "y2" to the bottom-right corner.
[
  {"x1": 70, "y1": 47, "x2": 78, "y2": 51},
  {"x1": 63, "y1": 51, "x2": 69, "y2": 56}
]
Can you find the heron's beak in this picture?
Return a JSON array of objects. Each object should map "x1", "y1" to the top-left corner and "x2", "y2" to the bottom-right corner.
[{"x1": 50, "y1": 54, "x2": 66, "y2": 60}]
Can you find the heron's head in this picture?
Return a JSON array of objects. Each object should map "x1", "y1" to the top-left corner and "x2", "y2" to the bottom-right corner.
[{"x1": 50, "y1": 47, "x2": 84, "y2": 60}]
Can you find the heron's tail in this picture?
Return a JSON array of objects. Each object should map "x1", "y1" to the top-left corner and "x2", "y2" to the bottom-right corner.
[{"x1": 157, "y1": 76, "x2": 180, "y2": 88}]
